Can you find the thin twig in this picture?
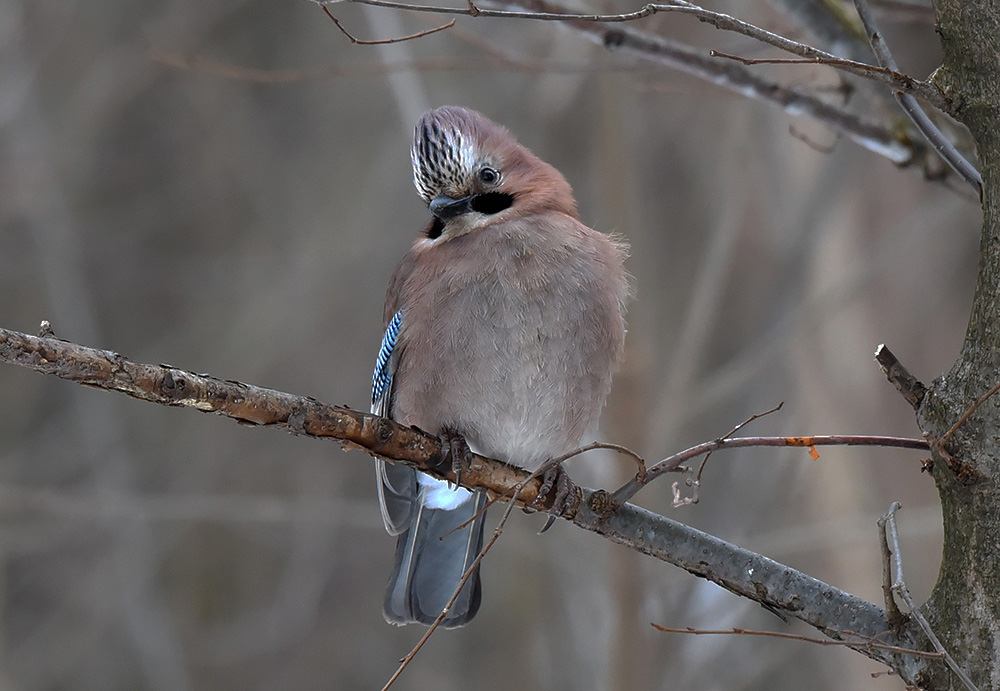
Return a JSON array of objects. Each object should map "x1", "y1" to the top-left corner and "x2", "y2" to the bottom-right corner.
[
  {"x1": 727, "y1": 401, "x2": 784, "y2": 437},
  {"x1": 881, "y1": 503, "x2": 980, "y2": 691},
  {"x1": 649, "y1": 435, "x2": 927, "y2": 475},
  {"x1": 382, "y1": 458, "x2": 561, "y2": 689},
  {"x1": 876, "y1": 508, "x2": 905, "y2": 628},
  {"x1": 651, "y1": 624, "x2": 946, "y2": 659},
  {"x1": 788, "y1": 123, "x2": 838, "y2": 153},
  {"x1": 381, "y1": 486, "x2": 524, "y2": 690},
  {"x1": 938, "y1": 380, "x2": 1000, "y2": 450},
  {"x1": 851, "y1": 0, "x2": 982, "y2": 192},
  {"x1": 312, "y1": 0, "x2": 972, "y2": 179},
  {"x1": 671, "y1": 402, "x2": 784, "y2": 506},
  {"x1": 448, "y1": 439, "x2": 610, "y2": 534},
  {"x1": 484, "y1": 0, "x2": 917, "y2": 166},
  {"x1": 316, "y1": 0, "x2": 948, "y2": 108},
  {"x1": 712, "y1": 51, "x2": 860, "y2": 68},
  {"x1": 671, "y1": 448, "x2": 708, "y2": 506},
  {"x1": 614, "y1": 434, "x2": 929, "y2": 503},
  {"x1": 711, "y1": 50, "x2": 905, "y2": 79},
  {"x1": 322, "y1": 5, "x2": 455, "y2": 44},
  {"x1": 547, "y1": 441, "x2": 648, "y2": 482}
]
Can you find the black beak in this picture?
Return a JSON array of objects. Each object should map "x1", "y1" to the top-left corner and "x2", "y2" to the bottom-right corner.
[{"x1": 429, "y1": 194, "x2": 473, "y2": 219}]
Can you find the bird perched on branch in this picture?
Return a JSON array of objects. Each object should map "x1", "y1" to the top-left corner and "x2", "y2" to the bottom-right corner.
[{"x1": 372, "y1": 106, "x2": 629, "y2": 627}]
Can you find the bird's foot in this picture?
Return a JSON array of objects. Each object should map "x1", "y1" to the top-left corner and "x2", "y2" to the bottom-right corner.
[
  {"x1": 534, "y1": 463, "x2": 575, "y2": 533},
  {"x1": 440, "y1": 426, "x2": 473, "y2": 488}
]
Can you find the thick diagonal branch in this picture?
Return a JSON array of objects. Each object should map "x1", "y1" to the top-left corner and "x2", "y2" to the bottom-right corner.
[{"x1": 0, "y1": 326, "x2": 935, "y2": 678}]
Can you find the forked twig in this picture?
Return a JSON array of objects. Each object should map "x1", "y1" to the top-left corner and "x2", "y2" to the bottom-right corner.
[
  {"x1": 615, "y1": 427, "x2": 927, "y2": 505},
  {"x1": 313, "y1": 0, "x2": 948, "y2": 108},
  {"x1": 851, "y1": 0, "x2": 981, "y2": 192},
  {"x1": 322, "y1": 4, "x2": 455, "y2": 44},
  {"x1": 671, "y1": 403, "x2": 785, "y2": 506},
  {"x1": 880, "y1": 503, "x2": 980, "y2": 691}
]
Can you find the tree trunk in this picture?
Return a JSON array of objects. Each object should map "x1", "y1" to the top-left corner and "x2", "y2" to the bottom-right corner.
[{"x1": 916, "y1": 1, "x2": 1000, "y2": 687}]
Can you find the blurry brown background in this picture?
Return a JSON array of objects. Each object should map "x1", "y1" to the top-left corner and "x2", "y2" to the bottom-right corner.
[{"x1": 0, "y1": 1, "x2": 979, "y2": 689}]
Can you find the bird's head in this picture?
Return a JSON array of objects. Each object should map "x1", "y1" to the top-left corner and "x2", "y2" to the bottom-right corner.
[{"x1": 411, "y1": 106, "x2": 578, "y2": 240}]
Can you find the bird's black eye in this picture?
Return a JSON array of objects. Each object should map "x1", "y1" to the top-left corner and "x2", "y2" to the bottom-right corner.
[{"x1": 478, "y1": 167, "x2": 500, "y2": 185}]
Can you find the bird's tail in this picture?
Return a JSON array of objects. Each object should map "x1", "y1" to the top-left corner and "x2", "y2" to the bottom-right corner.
[{"x1": 383, "y1": 489, "x2": 488, "y2": 628}]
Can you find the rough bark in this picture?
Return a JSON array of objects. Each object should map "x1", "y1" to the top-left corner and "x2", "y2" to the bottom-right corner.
[{"x1": 914, "y1": 0, "x2": 1000, "y2": 688}]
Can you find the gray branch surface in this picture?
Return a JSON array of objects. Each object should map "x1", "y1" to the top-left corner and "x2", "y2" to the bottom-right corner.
[
  {"x1": 328, "y1": 0, "x2": 966, "y2": 179},
  {"x1": 0, "y1": 325, "x2": 938, "y2": 678},
  {"x1": 475, "y1": 0, "x2": 918, "y2": 165}
]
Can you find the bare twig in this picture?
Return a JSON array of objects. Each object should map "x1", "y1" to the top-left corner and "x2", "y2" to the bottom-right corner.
[
  {"x1": 547, "y1": 441, "x2": 647, "y2": 482},
  {"x1": 788, "y1": 122, "x2": 838, "y2": 153},
  {"x1": 310, "y1": 0, "x2": 972, "y2": 179},
  {"x1": 671, "y1": 402, "x2": 785, "y2": 506},
  {"x1": 937, "y1": 380, "x2": 1000, "y2": 451},
  {"x1": 614, "y1": 433, "x2": 929, "y2": 503},
  {"x1": 311, "y1": 0, "x2": 951, "y2": 170},
  {"x1": 710, "y1": 50, "x2": 903, "y2": 80},
  {"x1": 384, "y1": 438, "x2": 608, "y2": 687},
  {"x1": 880, "y1": 503, "x2": 980, "y2": 691},
  {"x1": 727, "y1": 401, "x2": 784, "y2": 437},
  {"x1": 322, "y1": 4, "x2": 455, "y2": 43},
  {"x1": 315, "y1": 0, "x2": 948, "y2": 108},
  {"x1": 485, "y1": 0, "x2": 916, "y2": 166},
  {"x1": 381, "y1": 483, "x2": 525, "y2": 690},
  {"x1": 651, "y1": 624, "x2": 945, "y2": 658},
  {"x1": 876, "y1": 507, "x2": 906, "y2": 628},
  {"x1": 529, "y1": 443, "x2": 614, "y2": 532},
  {"x1": 851, "y1": 0, "x2": 982, "y2": 192},
  {"x1": 660, "y1": 0, "x2": 945, "y2": 108}
]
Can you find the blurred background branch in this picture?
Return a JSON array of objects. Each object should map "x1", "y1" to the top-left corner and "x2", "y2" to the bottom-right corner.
[{"x1": 320, "y1": 0, "x2": 977, "y2": 185}]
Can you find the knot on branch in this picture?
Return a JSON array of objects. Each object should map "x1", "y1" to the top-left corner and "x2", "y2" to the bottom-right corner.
[
  {"x1": 374, "y1": 416, "x2": 395, "y2": 445},
  {"x1": 160, "y1": 370, "x2": 180, "y2": 394},
  {"x1": 587, "y1": 489, "x2": 621, "y2": 518},
  {"x1": 933, "y1": 444, "x2": 985, "y2": 485}
]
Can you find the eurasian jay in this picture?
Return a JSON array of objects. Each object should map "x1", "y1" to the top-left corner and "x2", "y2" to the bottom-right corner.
[{"x1": 372, "y1": 106, "x2": 629, "y2": 627}]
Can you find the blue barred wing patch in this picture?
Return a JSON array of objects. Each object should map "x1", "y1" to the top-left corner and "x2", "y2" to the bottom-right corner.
[{"x1": 371, "y1": 310, "x2": 403, "y2": 413}]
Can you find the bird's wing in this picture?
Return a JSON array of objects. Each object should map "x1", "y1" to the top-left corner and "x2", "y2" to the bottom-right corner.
[
  {"x1": 371, "y1": 309, "x2": 402, "y2": 418},
  {"x1": 372, "y1": 310, "x2": 415, "y2": 535}
]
